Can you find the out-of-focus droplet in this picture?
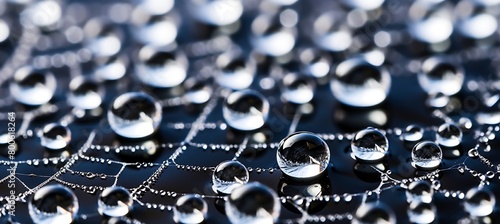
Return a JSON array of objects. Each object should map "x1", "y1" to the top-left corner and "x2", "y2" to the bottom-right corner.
[
  {"x1": 464, "y1": 187, "x2": 496, "y2": 217},
  {"x1": 98, "y1": 186, "x2": 133, "y2": 217},
  {"x1": 215, "y1": 52, "x2": 255, "y2": 90},
  {"x1": 352, "y1": 202, "x2": 396, "y2": 224},
  {"x1": 40, "y1": 123, "x2": 71, "y2": 150},
  {"x1": 226, "y1": 182, "x2": 280, "y2": 224},
  {"x1": 435, "y1": 123, "x2": 463, "y2": 147},
  {"x1": 10, "y1": 66, "x2": 56, "y2": 106},
  {"x1": 29, "y1": 185, "x2": 79, "y2": 224},
  {"x1": 135, "y1": 46, "x2": 188, "y2": 88},
  {"x1": 223, "y1": 90, "x2": 269, "y2": 131}
]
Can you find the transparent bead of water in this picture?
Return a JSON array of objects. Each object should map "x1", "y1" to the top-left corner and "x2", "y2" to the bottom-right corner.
[
  {"x1": 84, "y1": 20, "x2": 122, "y2": 58},
  {"x1": 277, "y1": 131, "x2": 330, "y2": 179},
  {"x1": 215, "y1": 53, "x2": 255, "y2": 90},
  {"x1": 408, "y1": 1, "x2": 453, "y2": 44},
  {"x1": 313, "y1": 11, "x2": 353, "y2": 52},
  {"x1": 406, "y1": 181, "x2": 434, "y2": 203},
  {"x1": 93, "y1": 55, "x2": 128, "y2": 81},
  {"x1": 426, "y1": 92, "x2": 449, "y2": 108},
  {"x1": 40, "y1": 123, "x2": 71, "y2": 150},
  {"x1": 299, "y1": 48, "x2": 331, "y2": 79},
  {"x1": 456, "y1": 1, "x2": 497, "y2": 39},
  {"x1": 67, "y1": 76, "x2": 103, "y2": 110},
  {"x1": 29, "y1": 184, "x2": 79, "y2": 224},
  {"x1": 251, "y1": 14, "x2": 296, "y2": 57},
  {"x1": 330, "y1": 58, "x2": 391, "y2": 107},
  {"x1": 135, "y1": 46, "x2": 188, "y2": 88},
  {"x1": 407, "y1": 201, "x2": 436, "y2": 224},
  {"x1": 108, "y1": 92, "x2": 162, "y2": 138},
  {"x1": 183, "y1": 78, "x2": 213, "y2": 105},
  {"x1": 10, "y1": 66, "x2": 56, "y2": 106},
  {"x1": 401, "y1": 125, "x2": 424, "y2": 142},
  {"x1": 131, "y1": 11, "x2": 177, "y2": 47},
  {"x1": 281, "y1": 73, "x2": 315, "y2": 104},
  {"x1": 351, "y1": 127, "x2": 388, "y2": 162},
  {"x1": 189, "y1": 0, "x2": 243, "y2": 26},
  {"x1": 464, "y1": 187, "x2": 496, "y2": 217},
  {"x1": 352, "y1": 202, "x2": 396, "y2": 224},
  {"x1": 136, "y1": 0, "x2": 174, "y2": 16},
  {"x1": 418, "y1": 57, "x2": 464, "y2": 96},
  {"x1": 173, "y1": 194, "x2": 208, "y2": 224},
  {"x1": 98, "y1": 186, "x2": 133, "y2": 217},
  {"x1": 436, "y1": 123, "x2": 463, "y2": 147},
  {"x1": 223, "y1": 90, "x2": 269, "y2": 131},
  {"x1": 225, "y1": 182, "x2": 280, "y2": 224},
  {"x1": 20, "y1": 0, "x2": 62, "y2": 29},
  {"x1": 411, "y1": 141, "x2": 442, "y2": 170},
  {"x1": 212, "y1": 160, "x2": 249, "y2": 194}
]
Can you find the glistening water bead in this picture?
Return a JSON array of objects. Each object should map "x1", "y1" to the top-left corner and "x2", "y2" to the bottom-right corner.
[
  {"x1": 215, "y1": 53, "x2": 255, "y2": 90},
  {"x1": 436, "y1": 123, "x2": 463, "y2": 147},
  {"x1": 225, "y1": 182, "x2": 280, "y2": 224},
  {"x1": 97, "y1": 186, "x2": 133, "y2": 217},
  {"x1": 135, "y1": 46, "x2": 188, "y2": 88},
  {"x1": 330, "y1": 57, "x2": 391, "y2": 107},
  {"x1": 281, "y1": 73, "x2": 315, "y2": 104},
  {"x1": 352, "y1": 202, "x2": 396, "y2": 224},
  {"x1": 10, "y1": 66, "x2": 56, "y2": 106},
  {"x1": 418, "y1": 57, "x2": 464, "y2": 96},
  {"x1": 40, "y1": 123, "x2": 71, "y2": 150},
  {"x1": 464, "y1": 187, "x2": 496, "y2": 217},
  {"x1": 108, "y1": 92, "x2": 162, "y2": 138},
  {"x1": 276, "y1": 131, "x2": 330, "y2": 179},
  {"x1": 401, "y1": 125, "x2": 424, "y2": 142},
  {"x1": 173, "y1": 194, "x2": 208, "y2": 224},
  {"x1": 406, "y1": 181, "x2": 434, "y2": 203},
  {"x1": 411, "y1": 141, "x2": 442, "y2": 170},
  {"x1": 223, "y1": 90, "x2": 269, "y2": 131},
  {"x1": 351, "y1": 127, "x2": 388, "y2": 162},
  {"x1": 67, "y1": 76, "x2": 103, "y2": 110},
  {"x1": 212, "y1": 160, "x2": 249, "y2": 194},
  {"x1": 29, "y1": 185, "x2": 79, "y2": 224}
]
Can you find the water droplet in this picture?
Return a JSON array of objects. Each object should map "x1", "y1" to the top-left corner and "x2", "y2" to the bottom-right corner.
[
  {"x1": 189, "y1": 0, "x2": 243, "y2": 26},
  {"x1": 485, "y1": 171, "x2": 495, "y2": 179},
  {"x1": 68, "y1": 76, "x2": 103, "y2": 110},
  {"x1": 458, "y1": 117, "x2": 473, "y2": 131},
  {"x1": 468, "y1": 148, "x2": 479, "y2": 158},
  {"x1": 352, "y1": 202, "x2": 396, "y2": 224},
  {"x1": 330, "y1": 58, "x2": 391, "y2": 107},
  {"x1": 418, "y1": 57, "x2": 464, "y2": 96},
  {"x1": 10, "y1": 66, "x2": 56, "y2": 106},
  {"x1": 426, "y1": 92, "x2": 449, "y2": 108},
  {"x1": 277, "y1": 131, "x2": 330, "y2": 179},
  {"x1": 173, "y1": 194, "x2": 208, "y2": 224},
  {"x1": 93, "y1": 55, "x2": 128, "y2": 81},
  {"x1": 215, "y1": 53, "x2": 255, "y2": 90},
  {"x1": 411, "y1": 141, "x2": 442, "y2": 170},
  {"x1": 458, "y1": 165, "x2": 465, "y2": 173},
  {"x1": 351, "y1": 127, "x2": 388, "y2": 162},
  {"x1": 464, "y1": 187, "x2": 496, "y2": 217},
  {"x1": 407, "y1": 201, "x2": 436, "y2": 224},
  {"x1": 40, "y1": 123, "x2": 71, "y2": 150},
  {"x1": 406, "y1": 181, "x2": 434, "y2": 203},
  {"x1": 98, "y1": 186, "x2": 133, "y2": 217},
  {"x1": 183, "y1": 78, "x2": 213, "y2": 105},
  {"x1": 21, "y1": 0, "x2": 62, "y2": 29},
  {"x1": 108, "y1": 92, "x2": 162, "y2": 138},
  {"x1": 281, "y1": 73, "x2": 315, "y2": 104},
  {"x1": 29, "y1": 185, "x2": 79, "y2": 224},
  {"x1": 212, "y1": 160, "x2": 249, "y2": 194},
  {"x1": 137, "y1": 0, "x2": 174, "y2": 16},
  {"x1": 223, "y1": 90, "x2": 269, "y2": 131},
  {"x1": 84, "y1": 20, "x2": 121, "y2": 58},
  {"x1": 226, "y1": 182, "x2": 280, "y2": 224},
  {"x1": 136, "y1": 46, "x2": 188, "y2": 88},
  {"x1": 313, "y1": 11, "x2": 353, "y2": 52},
  {"x1": 251, "y1": 14, "x2": 296, "y2": 57},
  {"x1": 436, "y1": 123, "x2": 463, "y2": 147},
  {"x1": 402, "y1": 125, "x2": 424, "y2": 142}
]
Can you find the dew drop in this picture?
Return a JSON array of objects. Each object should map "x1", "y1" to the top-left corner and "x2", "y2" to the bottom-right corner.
[
  {"x1": 29, "y1": 185, "x2": 79, "y2": 224},
  {"x1": 223, "y1": 90, "x2": 270, "y2": 131},
  {"x1": 173, "y1": 194, "x2": 208, "y2": 224},
  {"x1": 351, "y1": 127, "x2": 388, "y2": 162},
  {"x1": 411, "y1": 141, "x2": 442, "y2": 170},
  {"x1": 212, "y1": 160, "x2": 249, "y2": 194}
]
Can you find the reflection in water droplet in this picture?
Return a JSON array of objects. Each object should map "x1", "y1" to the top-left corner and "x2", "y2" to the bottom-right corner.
[
  {"x1": 281, "y1": 73, "x2": 315, "y2": 105},
  {"x1": 402, "y1": 125, "x2": 424, "y2": 142},
  {"x1": 183, "y1": 78, "x2": 213, "y2": 105},
  {"x1": 10, "y1": 66, "x2": 56, "y2": 106},
  {"x1": 351, "y1": 127, "x2": 388, "y2": 161},
  {"x1": 226, "y1": 182, "x2": 280, "y2": 224},
  {"x1": 418, "y1": 57, "x2": 464, "y2": 96},
  {"x1": 40, "y1": 123, "x2": 71, "y2": 150},
  {"x1": 352, "y1": 202, "x2": 396, "y2": 224},
  {"x1": 408, "y1": 201, "x2": 436, "y2": 224},
  {"x1": 136, "y1": 46, "x2": 188, "y2": 88},
  {"x1": 223, "y1": 90, "x2": 269, "y2": 131},
  {"x1": 331, "y1": 58, "x2": 391, "y2": 107},
  {"x1": 98, "y1": 186, "x2": 133, "y2": 217},
  {"x1": 212, "y1": 160, "x2": 249, "y2": 194},
  {"x1": 68, "y1": 76, "x2": 103, "y2": 110},
  {"x1": 406, "y1": 181, "x2": 434, "y2": 203},
  {"x1": 436, "y1": 123, "x2": 463, "y2": 147},
  {"x1": 251, "y1": 14, "x2": 296, "y2": 57},
  {"x1": 277, "y1": 131, "x2": 330, "y2": 179},
  {"x1": 29, "y1": 185, "x2": 79, "y2": 224},
  {"x1": 464, "y1": 187, "x2": 496, "y2": 217},
  {"x1": 108, "y1": 92, "x2": 162, "y2": 138},
  {"x1": 215, "y1": 53, "x2": 255, "y2": 90},
  {"x1": 411, "y1": 141, "x2": 442, "y2": 170},
  {"x1": 173, "y1": 194, "x2": 208, "y2": 224}
]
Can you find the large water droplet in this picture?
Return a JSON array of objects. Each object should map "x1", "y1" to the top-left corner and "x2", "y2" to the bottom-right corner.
[
  {"x1": 352, "y1": 202, "x2": 396, "y2": 224},
  {"x1": 418, "y1": 57, "x2": 464, "y2": 96},
  {"x1": 10, "y1": 66, "x2": 56, "y2": 106},
  {"x1": 223, "y1": 90, "x2": 269, "y2": 131},
  {"x1": 330, "y1": 58, "x2": 391, "y2": 107},
  {"x1": 98, "y1": 186, "x2": 133, "y2": 217},
  {"x1": 351, "y1": 127, "x2": 388, "y2": 162},
  {"x1": 464, "y1": 187, "x2": 496, "y2": 217},
  {"x1": 212, "y1": 160, "x2": 249, "y2": 194},
  {"x1": 225, "y1": 182, "x2": 280, "y2": 224},
  {"x1": 407, "y1": 201, "x2": 436, "y2": 224},
  {"x1": 435, "y1": 123, "x2": 462, "y2": 147},
  {"x1": 281, "y1": 73, "x2": 315, "y2": 105},
  {"x1": 136, "y1": 46, "x2": 188, "y2": 88},
  {"x1": 68, "y1": 76, "x2": 103, "y2": 110},
  {"x1": 173, "y1": 194, "x2": 208, "y2": 224},
  {"x1": 29, "y1": 185, "x2": 79, "y2": 224},
  {"x1": 277, "y1": 131, "x2": 330, "y2": 179},
  {"x1": 108, "y1": 92, "x2": 162, "y2": 138},
  {"x1": 40, "y1": 123, "x2": 71, "y2": 150},
  {"x1": 406, "y1": 181, "x2": 434, "y2": 203},
  {"x1": 215, "y1": 53, "x2": 255, "y2": 90},
  {"x1": 411, "y1": 141, "x2": 442, "y2": 170}
]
